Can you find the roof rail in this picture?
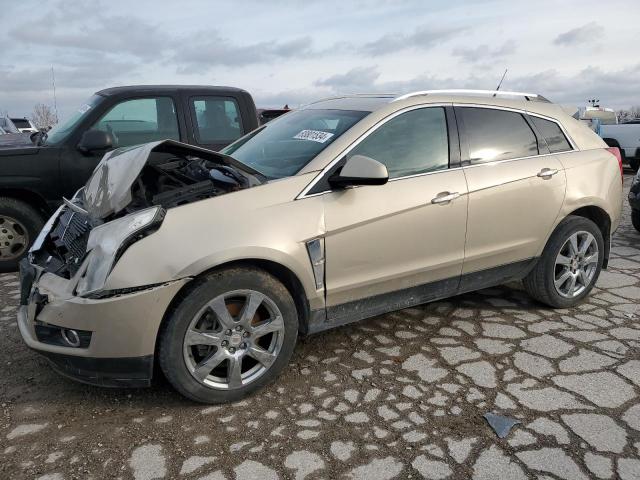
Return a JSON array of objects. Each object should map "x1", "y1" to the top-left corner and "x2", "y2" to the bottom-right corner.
[
  {"x1": 393, "y1": 89, "x2": 550, "y2": 103},
  {"x1": 305, "y1": 93, "x2": 396, "y2": 106}
]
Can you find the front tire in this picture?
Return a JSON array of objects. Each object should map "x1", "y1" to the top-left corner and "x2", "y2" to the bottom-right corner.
[
  {"x1": 158, "y1": 267, "x2": 298, "y2": 403},
  {"x1": 524, "y1": 216, "x2": 604, "y2": 308},
  {"x1": 0, "y1": 198, "x2": 45, "y2": 272}
]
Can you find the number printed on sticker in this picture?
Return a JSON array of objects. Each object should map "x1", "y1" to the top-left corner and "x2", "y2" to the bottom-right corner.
[{"x1": 293, "y1": 129, "x2": 334, "y2": 143}]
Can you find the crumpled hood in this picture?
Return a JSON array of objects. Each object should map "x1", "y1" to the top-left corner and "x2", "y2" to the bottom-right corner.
[{"x1": 83, "y1": 139, "x2": 260, "y2": 219}]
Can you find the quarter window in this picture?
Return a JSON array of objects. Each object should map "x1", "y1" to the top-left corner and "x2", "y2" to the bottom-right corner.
[
  {"x1": 191, "y1": 97, "x2": 243, "y2": 144},
  {"x1": 530, "y1": 116, "x2": 572, "y2": 153},
  {"x1": 92, "y1": 97, "x2": 180, "y2": 148},
  {"x1": 459, "y1": 107, "x2": 538, "y2": 163},
  {"x1": 347, "y1": 107, "x2": 449, "y2": 179}
]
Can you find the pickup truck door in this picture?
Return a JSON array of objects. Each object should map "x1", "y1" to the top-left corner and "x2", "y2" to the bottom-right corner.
[{"x1": 61, "y1": 95, "x2": 183, "y2": 196}]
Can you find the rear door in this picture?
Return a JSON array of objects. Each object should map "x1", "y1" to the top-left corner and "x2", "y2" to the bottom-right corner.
[
  {"x1": 322, "y1": 106, "x2": 469, "y2": 324},
  {"x1": 456, "y1": 106, "x2": 567, "y2": 285},
  {"x1": 186, "y1": 96, "x2": 246, "y2": 151}
]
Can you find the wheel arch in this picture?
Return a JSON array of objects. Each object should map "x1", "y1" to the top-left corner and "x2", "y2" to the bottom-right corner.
[
  {"x1": 565, "y1": 205, "x2": 611, "y2": 268},
  {"x1": 0, "y1": 188, "x2": 50, "y2": 219},
  {"x1": 154, "y1": 258, "x2": 315, "y2": 364}
]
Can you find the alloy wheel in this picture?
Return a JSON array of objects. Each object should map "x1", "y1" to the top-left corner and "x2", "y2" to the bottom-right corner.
[
  {"x1": 553, "y1": 231, "x2": 599, "y2": 298},
  {"x1": 183, "y1": 289, "x2": 285, "y2": 389}
]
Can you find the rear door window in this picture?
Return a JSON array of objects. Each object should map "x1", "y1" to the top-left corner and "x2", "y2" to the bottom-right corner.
[
  {"x1": 458, "y1": 107, "x2": 538, "y2": 163},
  {"x1": 191, "y1": 97, "x2": 243, "y2": 144},
  {"x1": 530, "y1": 116, "x2": 572, "y2": 153}
]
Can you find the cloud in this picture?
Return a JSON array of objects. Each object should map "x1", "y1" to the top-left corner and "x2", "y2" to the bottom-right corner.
[
  {"x1": 452, "y1": 40, "x2": 517, "y2": 63},
  {"x1": 173, "y1": 33, "x2": 315, "y2": 70},
  {"x1": 315, "y1": 66, "x2": 381, "y2": 90},
  {"x1": 360, "y1": 25, "x2": 465, "y2": 56},
  {"x1": 554, "y1": 22, "x2": 604, "y2": 46},
  {"x1": 9, "y1": 2, "x2": 167, "y2": 61}
]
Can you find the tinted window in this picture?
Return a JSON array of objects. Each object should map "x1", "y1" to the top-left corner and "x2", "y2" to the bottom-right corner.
[
  {"x1": 530, "y1": 116, "x2": 572, "y2": 153},
  {"x1": 347, "y1": 107, "x2": 449, "y2": 179},
  {"x1": 222, "y1": 109, "x2": 368, "y2": 179},
  {"x1": 192, "y1": 97, "x2": 242, "y2": 144},
  {"x1": 460, "y1": 107, "x2": 538, "y2": 163},
  {"x1": 92, "y1": 97, "x2": 179, "y2": 148}
]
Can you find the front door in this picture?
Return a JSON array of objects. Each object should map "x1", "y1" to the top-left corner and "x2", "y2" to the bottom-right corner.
[
  {"x1": 322, "y1": 106, "x2": 469, "y2": 325},
  {"x1": 62, "y1": 96, "x2": 182, "y2": 195}
]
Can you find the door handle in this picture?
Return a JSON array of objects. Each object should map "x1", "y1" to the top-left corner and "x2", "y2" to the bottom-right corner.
[
  {"x1": 431, "y1": 191, "x2": 460, "y2": 204},
  {"x1": 537, "y1": 168, "x2": 559, "y2": 178}
]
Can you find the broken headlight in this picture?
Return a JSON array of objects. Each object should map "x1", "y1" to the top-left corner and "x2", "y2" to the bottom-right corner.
[{"x1": 76, "y1": 207, "x2": 164, "y2": 297}]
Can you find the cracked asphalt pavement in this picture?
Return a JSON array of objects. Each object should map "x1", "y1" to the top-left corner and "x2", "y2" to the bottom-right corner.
[{"x1": 1, "y1": 176, "x2": 639, "y2": 480}]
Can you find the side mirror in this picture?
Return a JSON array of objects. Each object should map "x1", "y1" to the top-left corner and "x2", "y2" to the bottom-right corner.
[
  {"x1": 78, "y1": 130, "x2": 114, "y2": 153},
  {"x1": 328, "y1": 155, "x2": 389, "y2": 189}
]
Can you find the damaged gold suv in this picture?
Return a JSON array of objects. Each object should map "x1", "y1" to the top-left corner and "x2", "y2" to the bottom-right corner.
[{"x1": 18, "y1": 90, "x2": 623, "y2": 403}]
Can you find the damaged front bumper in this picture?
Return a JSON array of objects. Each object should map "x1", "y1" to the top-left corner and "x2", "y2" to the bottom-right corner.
[{"x1": 18, "y1": 262, "x2": 189, "y2": 387}]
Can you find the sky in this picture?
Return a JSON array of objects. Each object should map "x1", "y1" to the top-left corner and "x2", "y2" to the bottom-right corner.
[{"x1": 1, "y1": 0, "x2": 639, "y2": 122}]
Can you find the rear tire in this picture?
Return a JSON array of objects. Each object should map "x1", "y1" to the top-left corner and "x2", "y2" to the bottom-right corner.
[
  {"x1": 632, "y1": 209, "x2": 640, "y2": 232},
  {"x1": 158, "y1": 267, "x2": 298, "y2": 403},
  {"x1": 524, "y1": 216, "x2": 604, "y2": 308},
  {"x1": 0, "y1": 198, "x2": 45, "y2": 272},
  {"x1": 629, "y1": 156, "x2": 639, "y2": 172}
]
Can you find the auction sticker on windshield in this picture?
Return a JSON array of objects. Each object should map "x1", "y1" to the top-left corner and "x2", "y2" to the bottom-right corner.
[{"x1": 293, "y1": 130, "x2": 334, "y2": 143}]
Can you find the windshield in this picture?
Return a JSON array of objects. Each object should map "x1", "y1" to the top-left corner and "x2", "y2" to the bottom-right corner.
[
  {"x1": 46, "y1": 94, "x2": 104, "y2": 144},
  {"x1": 221, "y1": 109, "x2": 369, "y2": 179},
  {"x1": 11, "y1": 119, "x2": 31, "y2": 129}
]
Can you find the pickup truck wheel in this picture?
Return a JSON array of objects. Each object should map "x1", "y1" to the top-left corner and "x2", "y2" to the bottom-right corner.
[
  {"x1": 0, "y1": 198, "x2": 44, "y2": 272},
  {"x1": 632, "y1": 209, "x2": 640, "y2": 232},
  {"x1": 523, "y1": 216, "x2": 603, "y2": 308},
  {"x1": 629, "y1": 157, "x2": 639, "y2": 172},
  {"x1": 158, "y1": 267, "x2": 298, "y2": 404}
]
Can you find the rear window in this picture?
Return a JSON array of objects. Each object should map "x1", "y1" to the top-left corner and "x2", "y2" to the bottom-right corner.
[
  {"x1": 530, "y1": 116, "x2": 572, "y2": 153},
  {"x1": 458, "y1": 107, "x2": 538, "y2": 163}
]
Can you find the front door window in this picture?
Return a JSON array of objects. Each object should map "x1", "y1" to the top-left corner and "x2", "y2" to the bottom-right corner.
[{"x1": 92, "y1": 97, "x2": 180, "y2": 148}]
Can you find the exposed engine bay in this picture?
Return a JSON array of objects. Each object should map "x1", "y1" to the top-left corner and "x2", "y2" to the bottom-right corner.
[
  {"x1": 31, "y1": 140, "x2": 263, "y2": 279},
  {"x1": 126, "y1": 157, "x2": 249, "y2": 213}
]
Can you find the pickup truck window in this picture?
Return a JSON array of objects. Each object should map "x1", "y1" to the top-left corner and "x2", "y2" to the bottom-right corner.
[
  {"x1": 222, "y1": 109, "x2": 368, "y2": 179},
  {"x1": 91, "y1": 97, "x2": 180, "y2": 148},
  {"x1": 191, "y1": 97, "x2": 243, "y2": 144}
]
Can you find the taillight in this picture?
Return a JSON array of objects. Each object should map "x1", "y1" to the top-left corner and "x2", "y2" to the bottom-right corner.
[{"x1": 606, "y1": 147, "x2": 623, "y2": 183}]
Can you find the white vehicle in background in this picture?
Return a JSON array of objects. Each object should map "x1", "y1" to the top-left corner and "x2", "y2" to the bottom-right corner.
[
  {"x1": 10, "y1": 117, "x2": 38, "y2": 134},
  {"x1": 574, "y1": 106, "x2": 640, "y2": 171},
  {"x1": 600, "y1": 120, "x2": 640, "y2": 171}
]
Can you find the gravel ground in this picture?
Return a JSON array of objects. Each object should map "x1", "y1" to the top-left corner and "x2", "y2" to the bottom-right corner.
[{"x1": 1, "y1": 175, "x2": 639, "y2": 480}]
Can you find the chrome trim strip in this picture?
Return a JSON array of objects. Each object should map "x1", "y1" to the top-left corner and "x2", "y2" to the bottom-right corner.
[{"x1": 451, "y1": 103, "x2": 578, "y2": 150}]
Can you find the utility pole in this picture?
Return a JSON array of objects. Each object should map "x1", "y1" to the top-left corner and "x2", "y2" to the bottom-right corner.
[{"x1": 51, "y1": 66, "x2": 58, "y2": 122}]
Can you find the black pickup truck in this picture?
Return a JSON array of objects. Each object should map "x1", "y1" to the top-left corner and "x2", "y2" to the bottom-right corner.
[{"x1": 0, "y1": 85, "x2": 262, "y2": 271}]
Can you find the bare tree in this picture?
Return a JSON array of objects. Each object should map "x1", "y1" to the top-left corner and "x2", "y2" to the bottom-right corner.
[
  {"x1": 617, "y1": 106, "x2": 640, "y2": 123},
  {"x1": 30, "y1": 103, "x2": 58, "y2": 130}
]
